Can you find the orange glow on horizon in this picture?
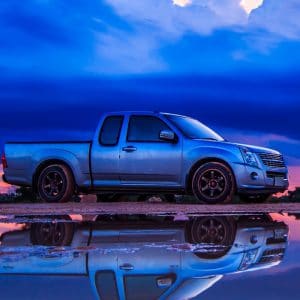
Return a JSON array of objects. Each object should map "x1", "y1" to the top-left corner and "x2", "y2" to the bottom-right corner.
[
  {"x1": 0, "y1": 173, "x2": 13, "y2": 194},
  {"x1": 271, "y1": 213, "x2": 300, "y2": 241},
  {"x1": 287, "y1": 166, "x2": 300, "y2": 191},
  {"x1": 0, "y1": 222, "x2": 25, "y2": 237},
  {"x1": 0, "y1": 164, "x2": 16, "y2": 194}
]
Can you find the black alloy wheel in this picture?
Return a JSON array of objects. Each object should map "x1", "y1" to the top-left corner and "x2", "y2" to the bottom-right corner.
[
  {"x1": 37, "y1": 164, "x2": 74, "y2": 202},
  {"x1": 192, "y1": 162, "x2": 235, "y2": 204}
]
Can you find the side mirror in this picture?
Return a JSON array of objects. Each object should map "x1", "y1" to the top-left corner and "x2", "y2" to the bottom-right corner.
[{"x1": 159, "y1": 130, "x2": 176, "y2": 142}]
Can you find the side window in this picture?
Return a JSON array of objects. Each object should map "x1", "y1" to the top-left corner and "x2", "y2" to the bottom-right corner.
[
  {"x1": 127, "y1": 116, "x2": 171, "y2": 142},
  {"x1": 99, "y1": 116, "x2": 123, "y2": 145}
]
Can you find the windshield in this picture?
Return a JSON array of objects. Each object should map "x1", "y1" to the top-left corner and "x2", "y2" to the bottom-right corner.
[{"x1": 164, "y1": 114, "x2": 224, "y2": 141}]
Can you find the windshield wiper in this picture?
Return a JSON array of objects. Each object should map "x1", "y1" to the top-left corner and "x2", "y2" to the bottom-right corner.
[{"x1": 198, "y1": 137, "x2": 219, "y2": 141}]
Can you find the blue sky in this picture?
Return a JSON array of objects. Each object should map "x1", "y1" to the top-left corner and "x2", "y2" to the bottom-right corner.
[
  {"x1": 1, "y1": 0, "x2": 300, "y2": 76},
  {"x1": 1, "y1": 0, "x2": 300, "y2": 187}
]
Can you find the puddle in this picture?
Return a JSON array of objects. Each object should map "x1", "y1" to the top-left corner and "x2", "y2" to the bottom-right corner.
[{"x1": 0, "y1": 213, "x2": 296, "y2": 299}]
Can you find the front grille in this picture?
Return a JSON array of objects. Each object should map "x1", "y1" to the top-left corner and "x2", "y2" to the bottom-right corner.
[
  {"x1": 258, "y1": 248, "x2": 285, "y2": 264},
  {"x1": 258, "y1": 153, "x2": 285, "y2": 168}
]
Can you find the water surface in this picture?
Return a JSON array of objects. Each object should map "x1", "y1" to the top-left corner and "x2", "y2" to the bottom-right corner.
[{"x1": 0, "y1": 213, "x2": 297, "y2": 299}]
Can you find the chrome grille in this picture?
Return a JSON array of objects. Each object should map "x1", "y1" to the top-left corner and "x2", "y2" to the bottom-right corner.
[{"x1": 258, "y1": 153, "x2": 285, "y2": 168}]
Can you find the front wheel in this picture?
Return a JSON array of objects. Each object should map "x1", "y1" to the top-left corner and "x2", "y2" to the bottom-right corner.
[
  {"x1": 37, "y1": 164, "x2": 74, "y2": 203},
  {"x1": 192, "y1": 162, "x2": 235, "y2": 204}
]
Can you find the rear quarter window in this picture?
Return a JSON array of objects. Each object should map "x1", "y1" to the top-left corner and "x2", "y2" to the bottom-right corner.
[{"x1": 99, "y1": 116, "x2": 123, "y2": 145}]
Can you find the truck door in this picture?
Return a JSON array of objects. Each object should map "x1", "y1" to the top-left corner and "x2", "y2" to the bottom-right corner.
[
  {"x1": 119, "y1": 115, "x2": 182, "y2": 186},
  {"x1": 91, "y1": 115, "x2": 124, "y2": 187}
]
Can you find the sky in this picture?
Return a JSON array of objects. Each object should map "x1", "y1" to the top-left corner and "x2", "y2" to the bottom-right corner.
[{"x1": 1, "y1": 0, "x2": 300, "y2": 191}]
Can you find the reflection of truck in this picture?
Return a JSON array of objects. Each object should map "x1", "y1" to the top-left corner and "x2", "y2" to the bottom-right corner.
[
  {"x1": 0, "y1": 214, "x2": 288, "y2": 299},
  {"x1": 2, "y1": 112, "x2": 288, "y2": 203}
]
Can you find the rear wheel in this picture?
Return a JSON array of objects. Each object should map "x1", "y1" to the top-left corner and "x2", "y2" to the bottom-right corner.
[
  {"x1": 37, "y1": 164, "x2": 74, "y2": 203},
  {"x1": 192, "y1": 162, "x2": 235, "y2": 204}
]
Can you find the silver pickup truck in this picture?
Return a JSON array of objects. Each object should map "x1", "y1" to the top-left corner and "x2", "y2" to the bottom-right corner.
[{"x1": 2, "y1": 111, "x2": 289, "y2": 203}]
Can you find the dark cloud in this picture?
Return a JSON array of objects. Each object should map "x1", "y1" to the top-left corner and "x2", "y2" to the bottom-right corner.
[{"x1": 0, "y1": 74, "x2": 299, "y2": 143}]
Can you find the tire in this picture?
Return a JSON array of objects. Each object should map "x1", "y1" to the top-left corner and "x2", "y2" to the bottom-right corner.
[
  {"x1": 192, "y1": 162, "x2": 235, "y2": 204},
  {"x1": 187, "y1": 216, "x2": 236, "y2": 258},
  {"x1": 30, "y1": 220, "x2": 74, "y2": 246},
  {"x1": 37, "y1": 164, "x2": 74, "y2": 203},
  {"x1": 239, "y1": 193, "x2": 272, "y2": 203}
]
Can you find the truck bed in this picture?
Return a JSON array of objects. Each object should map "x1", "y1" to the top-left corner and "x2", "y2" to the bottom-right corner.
[{"x1": 4, "y1": 141, "x2": 92, "y2": 188}]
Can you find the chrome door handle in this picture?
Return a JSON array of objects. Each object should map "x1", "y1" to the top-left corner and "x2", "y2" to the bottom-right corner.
[
  {"x1": 119, "y1": 263, "x2": 134, "y2": 271},
  {"x1": 122, "y1": 146, "x2": 137, "y2": 152}
]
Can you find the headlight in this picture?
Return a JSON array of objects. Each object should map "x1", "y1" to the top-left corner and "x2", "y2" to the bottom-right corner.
[
  {"x1": 240, "y1": 147, "x2": 258, "y2": 167},
  {"x1": 239, "y1": 249, "x2": 258, "y2": 271}
]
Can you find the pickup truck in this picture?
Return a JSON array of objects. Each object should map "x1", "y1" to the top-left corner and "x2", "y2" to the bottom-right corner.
[{"x1": 2, "y1": 111, "x2": 289, "y2": 203}]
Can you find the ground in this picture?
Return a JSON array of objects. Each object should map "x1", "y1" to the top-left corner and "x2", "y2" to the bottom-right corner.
[{"x1": 0, "y1": 202, "x2": 300, "y2": 216}]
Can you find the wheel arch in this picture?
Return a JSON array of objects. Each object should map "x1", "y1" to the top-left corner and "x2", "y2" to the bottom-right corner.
[
  {"x1": 186, "y1": 157, "x2": 237, "y2": 193},
  {"x1": 32, "y1": 159, "x2": 76, "y2": 192}
]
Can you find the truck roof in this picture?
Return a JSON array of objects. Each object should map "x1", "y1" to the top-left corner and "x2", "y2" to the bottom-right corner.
[
  {"x1": 103, "y1": 111, "x2": 186, "y2": 118},
  {"x1": 104, "y1": 110, "x2": 160, "y2": 115}
]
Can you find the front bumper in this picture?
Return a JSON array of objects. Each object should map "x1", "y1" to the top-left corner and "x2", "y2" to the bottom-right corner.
[
  {"x1": 233, "y1": 162, "x2": 289, "y2": 195},
  {"x1": 238, "y1": 172, "x2": 288, "y2": 194}
]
